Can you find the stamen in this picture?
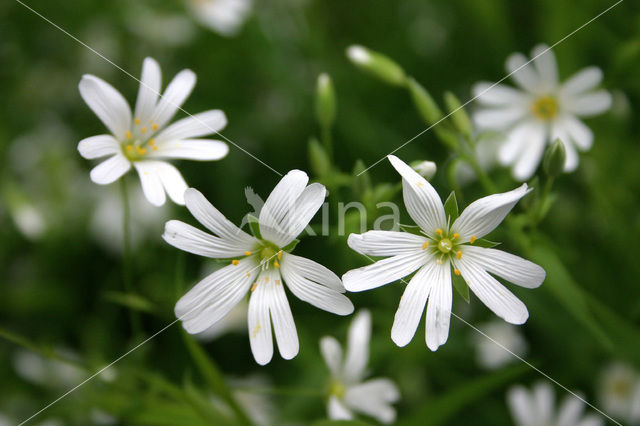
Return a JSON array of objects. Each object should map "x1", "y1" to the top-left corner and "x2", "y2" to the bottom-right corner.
[
  {"x1": 265, "y1": 276, "x2": 269, "y2": 283},
  {"x1": 251, "y1": 282, "x2": 257, "y2": 292},
  {"x1": 456, "y1": 250, "x2": 462, "y2": 259},
  {"x1": 274, "y1": 262, "x2": 280, "y2": 268},
  {"x1": 232, "y1": 259, "x2": 239, "y2": 265},
  {"x1": 140, "y1": 126, "x2": 147, "y2": 133},
  {"x1": 135, "y1": 146, "x2": 147, "y2": 155},
  {"x1": 125, "y1": 130, "x2": 132, "y2": 139},
  {"x1": 277, "y1": 251, "x2": 282, "y2": 260},
  {"x1": 275, "y1": 280, "x2": 281, "y2": 286},
  {"x1": 454, "y1": 269, "x2": 461, "y2": 276},
  {"x1": 453, "y1": 233, "x2": 459, "y2": 239},
  {"x1": 437, "y1": 258, "x2": 442, "y2": 265},
  {"x1": 152, "y1": 123, "x2": 158, "y2": 131},
  {"x1": 436, "y1": 228, "x2": 443, "y2": 236},
  {"x1": 245, "y1": 251, "x2": 252, "y2": 256},
  {"x1": 246, "y1": 272, "x2": 251, "y2": 277},
  {"x1": 125, "y1": 144, "x2": 133, "y2": 152},
  {"x1": 134, "y1": 118, "x2": 141, "y2": 125},
  {"x1": 421, "y1": 241, "x2": 429, "y2": 250},
  {"x1": 470, "y1": 235, "x2": 477, "y2": 244}
]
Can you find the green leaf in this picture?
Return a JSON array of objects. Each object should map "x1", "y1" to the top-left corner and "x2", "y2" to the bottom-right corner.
[
  {"x1": 103, "y1": 291, "x2": 156, "y2": 314},
  {"x1": 247, "y1": 214, "x2": 261, "y2": 239},
  {"x1": 451, "y1": 273, "x2": 470, "y2": 303},
  {"x1": 443, "y1": 191, "x2": 459, "y2": 222},
  {"x1": 471, "y1": 238, "x2": 501, "y2": 248}
]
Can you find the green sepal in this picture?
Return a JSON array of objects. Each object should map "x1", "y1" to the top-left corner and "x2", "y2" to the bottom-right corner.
[
  {"x1": 308, "y1": 137, "x2": 332, "y2": 177},
  {"x1": 399, "y1": 223, "x2": 423, "y2": 235},
  {"x1": 452, "y1": 272, "x2": 470, "y2": 303},
  {"x1": 282, "y1": 239, "x2": 300, "y2": 253},
  {"x1": 407, "y1": 77, "x2": 443, "y2": 125},
  {"x1": 444, "y1": 91, "x2": 472, "y2": 138},
  {"x1": 443, "y1": 191, "x2": 459, "y2": 222},
  {"x1": 247, "y1": 214, "x2": 262, "y2": 239},
  {"x1": 472, "y1": 238, "x2": 501, "y2": 248}
]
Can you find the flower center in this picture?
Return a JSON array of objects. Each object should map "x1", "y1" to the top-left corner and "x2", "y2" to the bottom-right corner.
[
  {"x1": 121, "y1": 117, "x2": 160, "y2": 161},
  {"x1": 438, "y1": 238, "x2": 453, "y2": 253},
  {"x1": 329, "y1": 381, "x2": 346, "y2": 399},
  {"x1": 531, "y1": 95, "x2": 558, "y2": 120},
  {"x1": 612, "y1": 380, "x2": 632, "y2": 397},
  {"x1": 260, "y1": 246, "x2": 277, "y2": 261}
]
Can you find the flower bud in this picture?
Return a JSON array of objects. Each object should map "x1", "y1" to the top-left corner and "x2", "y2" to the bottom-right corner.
[
  {"x1": 543, "y1": 138, "x2": 566, "y2": 177},
  {"x1": 308, "y1": 138, "x2": 331, "y2": 177},
  {"x1": 444, "y1": 91, "x2": 472, "y2": 138},
  {"x1": 315, "y1": 73, "x2": 336, "y2": 130},
  {"x1": 411, "y1": 160, "x2": 437, "y2": 180},
  {"x1": 407, "y1": 78, "x2": 443, "y2": 126},
  {"x1": 346, "y1": 45, "x2": 407, "y2": 87}
]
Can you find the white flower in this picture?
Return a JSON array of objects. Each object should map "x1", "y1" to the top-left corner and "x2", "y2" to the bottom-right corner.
[
  {"x1": 343, "y1": 155, "x2": 545, "y2": 351},
  {"x1": 472, "y1": 44, "x2": 611, "y2": 180},
  {"x1": 473, "y1": 320, "x2": 528, "y2": 370},
  {"x1": 598, "y1": 363, "x2": 640, "y2": 424},
  {"x1": 187, "y1": 0, "x2": 252, "y2": 37},
  {"x1": 508, "y1": 382, "x2": 604, "y2": 426},
  {"x1": 164, "y1": 170, "x2": 354, "y2": 365},
  {"x1": 321, "y1": 310, "x2": 400, "y2": 424},
  {"x1": 78, "y1": 57, "x2": 229, "y2": 206}
]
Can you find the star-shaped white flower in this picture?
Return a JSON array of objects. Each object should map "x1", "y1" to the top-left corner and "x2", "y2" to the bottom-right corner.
[
  {"x1": 163, "y1": 170, "x2": 354, "y2": 365},
  {"x1": 343, "y1": 155, "x2": 545, "y2": 351},
  {"x1": 321, "y1": 310, "x2": 400, "y2": 424},
  {"x1": 508, "y1": 382, "x2": 604, "y2": 426},
  {"x1": 473, "y1": 44, "x2": 611, "y2": 180},
  {"x1": 598, "y1": 363, "x2": 640, "y2": 424},
  {"x1": 78, "y1": 57, "x2": 229, "y2": 206}
]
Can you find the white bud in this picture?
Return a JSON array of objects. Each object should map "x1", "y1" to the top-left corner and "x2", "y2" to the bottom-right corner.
[
  {"x1": 411, "y1": 160, "x2": 437, "y2": 180},
  {"x1": 346, "y1": 45, "x2": 371, "y2": 64}
]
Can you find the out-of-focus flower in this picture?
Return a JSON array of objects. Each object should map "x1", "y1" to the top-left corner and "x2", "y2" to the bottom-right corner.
[
  {"x1": 473, "y1": 320, "x2": 527, "y2": 370},
  {"x1": 343, "y1": 155, "x2": 545, "y2": 351},
  {"x1": 473, "y1": 44, "x2": 611, "y2": 180},
  {"x1": 187, "y1": 0, "x2": 252, "y2": 37},
  {"x1": 78, "y1": 57, "x2": 229, "y2": 206},
  {"x1": 12, "y1": 349, "x2": 83, "y2": 389},
  {"x1": 507, "y1": 382, "x2": 604, "y2": 426},
  {"x1": 321, "y1": 310, "x2": 400, "y2": 424},
  {"x1": 164, "y1": 170, "x2": 354, "y2": 364},
  {"x1": 598, "y1": 363, "x2": 640, "y2": 424},
  {"x1": 126, "y1": 5, "x2": 196, "y2": 47}
]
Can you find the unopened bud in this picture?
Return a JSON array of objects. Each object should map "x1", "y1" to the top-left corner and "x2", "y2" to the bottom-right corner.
[
  {"x1": 543, "y1": 138, "x2": 566, "y2": 177},
  {"x1": 346, "y1": 45, "x2": 407, "y2": 87},
  {"x1": 444, "y1": 91, "x2": 472, "y2": 138},
  {"x1": 411, "y1": 160, "x2": 437, "y2": 180},
  {"x1": 315, "y1": 73, "x2": 336, "y2": 129},
  {"x1": 407, "y1": 78, "x2": 443, "y2": 126}
]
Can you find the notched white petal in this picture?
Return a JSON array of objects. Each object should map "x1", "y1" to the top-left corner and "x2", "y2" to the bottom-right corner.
[
  {"x1": 90, "y1": 154, "x2": 131, "y2": 185},
  {"x1": 78, "y1": 135, "x2": 120, "y2": 159}
]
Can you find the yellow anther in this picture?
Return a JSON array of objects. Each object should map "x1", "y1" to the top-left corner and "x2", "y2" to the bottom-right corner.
[
  {"x1": 246, "y1": 272, "x2": 251, "y2": 277},
  {"x1": 453, "y1": 233, "x2": 459, "y2": 239},
  {"x1": 436, "y1": 228, "x2": 443, "y2": 236},
  {"x1": 135, "y1": 146, "x2": 147, "y2": 155},
  {"x1": 232, "y1": 259, "x2": 239, "y2": 265},
  {"x1": 140, "y1": 126, "x2": 147, "y2": 133},
  {"x1": 125, "y1": 130, "x2": 132, "y2": 139},
  {"x1": 244, "y1": 251, "x2": 252, "y2": 256},
  {"x1": 277, "y1": 251, "x2": 282, "y2": 260},
  {"x1": 274, "y1": 262, "x2": 280, "y2": 269},
  {"x1": 456, "y1": 250, "x2": 462, "y2": 259},
  {"x1": 454, "y1": 269, "x2": 461, "y2": 276},
  {"x1": 251, "y1": 282, "x2": 257, "y2": 292},
  {"x1": 421, "y1": 241, "x2": 429, "y2": 250},
  {"x1": 152, "y1": 123, "x2": 158, "y2": 131},
  {"x1": 125, "y1": 144, "x2": 133, "y2": 152},
  {"x1": 437, "y1": 259, "x2": 443, "y2": 265},
  {"x1": 265, "y1": 276, "x2": 269, "y2": 283},
  {"x1": 152, "y1": 145, "x2": 158, "y2": 151},
  {"x1": 276, "y1": 279, "x2": 281, "y2": 286},
  {"x1": 148, "y1": 138, "x2": 156, "y2": 145},
  {"x1": 134, "y1": 117, "x2": 141, "y2": 125},
  {"x1": 470, "y1": 235, "x2": 477, "y2": 244},
  {"x1": 416, "y1": 181, "x2": 424, "y2": 187}
]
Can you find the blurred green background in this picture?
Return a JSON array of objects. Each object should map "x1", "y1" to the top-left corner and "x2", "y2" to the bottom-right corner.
[{"x1": 2, "y1": 0, "x2": 640, "y2": 424}]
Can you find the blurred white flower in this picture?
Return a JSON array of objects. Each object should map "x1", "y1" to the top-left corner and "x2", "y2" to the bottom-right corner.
[
  {"x1": 187, "y1": 0, "x2": 252, "y2": 37},
  {"x1": 473, "y1": 44, "x2": 611, "y2": 180},
  {"x1": 126, "y1": 6, "x2": 196, "y2": 47},
  {"x1": 507, "y1": 382, "x2": 604, "y2": 426},
  {"x1": 9, "y1": 200, "x2": 46, "y2": 240},
  {"x1": 343, "y1": 155, "x2": 545, "y2": 351},
  {"x1": 164, "y1": 170, "x2": 353, "y2": 364},
  {"x1": 12, "y1": 349, "x2": 83, "y2": 389},
  {"x1": 598, "y1": 362, "x2": 640, "y2": 424},
  {"x1": 321, "y1": 310, "x2": 400, "y2": 424},
  {"x1": 78, "y1": 57, "x2": 229, "y2": 206},
  {"x1": 473, "y1": 320, "x2": 527, "y2": 370}
]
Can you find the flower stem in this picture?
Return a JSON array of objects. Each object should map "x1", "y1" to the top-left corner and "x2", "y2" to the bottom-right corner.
[{"x1": 120, "y1": 177, "x2": 141, "y2": 335}]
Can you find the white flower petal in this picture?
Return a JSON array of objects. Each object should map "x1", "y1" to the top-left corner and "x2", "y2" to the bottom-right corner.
[
  {"x1": 533, "y1": 382, "x2": 555, "y2": 424},
  {"x1": 474, "y1": 106, "x2": 528, "y2": 131},
  {"x1": 461, "y1": 246, "x2": 545, "y2": 289},
  {"x1": 472, "y1": 82, "x2": 527, "y2": 106},
  {"x1": 154, "y1": 110, "x2": 227, "y2": 142},
  {"x1": 150, "y1": 139, "x2": 229, "y2": 161},
  {"x1": 266, "y1": 269, "x2": 299, "y2": 360},
  {"x1": 134, "y1": 57, "x2": 162, "y2": 124},
  {"x1": 175, "y1": 257, "x2": 255, "y2": 332},
  {"x1": 531, "y1": 44, "x2": 558, "y2": 89},
  {"x1": 133, "y1": 161, "x2": 166, "y2": 206},
  {"x1": 342, "y1": 251, "x2": 429, "y2": 292},
  {"x1": 150, "y1": 69, "x2": 197, "y2": 129},
  {"x1": 391, "y1": 262, "x2": 435, "y2": 347},
  {"x1": 564, "y1": 115, "x2": 594, "y2": 151},
  {"x1": 512, "y1": 123, "x2": 546, "y2": 180},
  {"x1": 280, "y1": 253, "x2": 353, "y2": 315},
  {"x1": 561, "y1": 67, "x2": 603, "y2": 96},
  {"x1": 79, "y1": 75, "x2": 132, "y2": 140},
  {"x1": 78, "y1": 135, "x2": 120, "y2": 159},
  {"x1": 454, "y1": 256, "x2": 529, "y2": 324},
  {"x1": 163, "y1": 220, "x2": 256, "y2": 258},
  {"x1": 248, "y1": 273, "x2": 273, "y2": 365},
  {"x1": 277, "y1": 183, "x2": 326, "y2": 246},
  {"x1": 564, "y1": 90, "x2": 612, "y2": 117},
  {"x1": 388, "y1": 155, "x2": 446, "y2": 236},
  {"x1": 425, "y1": 261, "x2": 452, "y2": 351},
  {"x1": 348, "y1": 231, "x2": 428, "y2": 257},
  {"x1": 155, "y1": 161, "x2": 188, "y2": 205},
  {"x1": 343, "y1": 310, "x2": 371, "y2": 383},
  {"x1": 328, "y1": 395, "x2": 353, "y2": 420},
  {"x1": 498, "y1": 120, "x2": 540, "y2": 166},
  {"x1": 259, "y1": 170, "x2": 309, "y2": 246},
  {"x1": 320, "y1": 336, "x2": 343, "y2": 377},
  {"x1": 506, "y1": 52, "x2": 542, "y2": 93},
  {"x1": 557, "y1": 395, "x2": 586, "y2": 426},
  {"x1": 508, "y1": 386, "x2": 536, "y2": 426},
  {"x1": 577, "y1": 415, "x2": 605, "y2": 426},
  {"x1": 562, "y1": 137, "x2": 579, "y2": 172},
  {"x1": 90, "y1": 154, "x2": 131, "y2": 185},
  {"x1": 184, "y1": 188, "x2": 257, "y2": 245},
  {"x1": 344, "y1": 379, "x2": 399, "y2": 424},
  {"x1": 452, "y1": 183, "x2": 530, "y2": 241}
]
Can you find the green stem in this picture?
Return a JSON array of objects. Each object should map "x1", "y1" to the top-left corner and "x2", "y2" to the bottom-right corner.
[
  {"x1": 120, "y1": 178, "x2": 141, "y2": 335},
  {"x1": 232, "y1": 385, "x2": 325, "y2": 398},
  {"x1": 0, "y1": 326, "x2": 86, "y2": 369},
  {"x1": 321, "y1": 125, "x2": 333, "y2": 160}
]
